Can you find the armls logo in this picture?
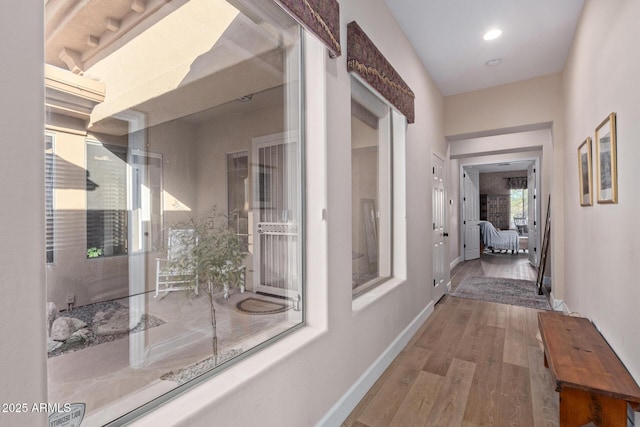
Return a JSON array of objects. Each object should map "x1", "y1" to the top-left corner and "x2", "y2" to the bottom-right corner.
[{"x1": 49, "y1": 403, "x2": 85, "y2": 427}]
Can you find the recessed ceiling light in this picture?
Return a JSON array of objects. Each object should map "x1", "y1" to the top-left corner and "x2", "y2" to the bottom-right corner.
[
  {"x1": 483, "y1": 29, "x2": 503, "y2": 41},
  {"x1": 486, "y1": 58, "x2": 502, "y2": 66}
]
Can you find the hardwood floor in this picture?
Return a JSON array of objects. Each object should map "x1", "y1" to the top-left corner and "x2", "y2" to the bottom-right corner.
[{"x1": 343, "y1": 253, "x2": 559, "y2": 427}]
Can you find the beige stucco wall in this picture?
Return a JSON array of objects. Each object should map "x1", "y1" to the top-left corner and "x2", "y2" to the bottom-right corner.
[
  {"x1": 45, "y1": 114, "x2": 131, "y2": 307},
  {"x1": 194, "y1": 103, "x2": 286, "y2": 291},
  {"x1": 562, "y1": 0, "x2": 640, "y2": 384},
  {"x1": 44, "y1": 115, "x2": 202, "y2": 307},
  {"x1": 45, "y1": 83, "x2": 288, "y2": 307},
  {"x1": 0, "y1": 2, "x2": 48, "y2": 426}
]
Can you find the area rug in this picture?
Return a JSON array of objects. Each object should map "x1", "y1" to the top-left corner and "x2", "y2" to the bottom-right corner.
[
  {"x1": 236, "y1": 297, "x2": 290, "y2": 315},
  {"x1": 451, "y1": 276, "x2": 551, "y2": 310}
]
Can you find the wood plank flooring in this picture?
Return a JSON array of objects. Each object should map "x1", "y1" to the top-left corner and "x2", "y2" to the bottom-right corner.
[{"x1": 343, "y1": 253, "x2": 559, "y2": 427}]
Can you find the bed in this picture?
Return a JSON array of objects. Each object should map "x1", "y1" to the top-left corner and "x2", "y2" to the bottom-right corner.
[{"x1": 479, "y1": 221, "x2": 519, "y2": 253}]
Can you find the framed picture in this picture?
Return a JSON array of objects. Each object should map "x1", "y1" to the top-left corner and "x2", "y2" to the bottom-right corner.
[
  {"x1": 595, "y1": 112, "x2": 617, "y2": 203},
  {"x1": 577, "y1": 137, "x2": 593, "y2": 206}
]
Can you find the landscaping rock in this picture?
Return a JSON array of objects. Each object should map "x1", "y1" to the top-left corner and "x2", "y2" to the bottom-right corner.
[
  {"x1": 58, "y1": 334, "x2": 85, "y2": 352},
  {"x1": 94, "y1": 307, "x2": 139, "y2": 336},
  {"x1": 50, "y1": 317, "x2": 86, "y2": 341},
  {"x1": 71, "y1": 328, "x2": 90, "y2": 342},
  {"x1": 46, "y1": 302, "x2": 59, "y2": 337},
  {"x1": 47, "y1": 337, "x2": 63, "y2": 352}
]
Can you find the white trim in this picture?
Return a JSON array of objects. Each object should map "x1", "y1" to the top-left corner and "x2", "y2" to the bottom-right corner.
[
  {"x1": 450, "y1": 256, "x2": 461, "y2": 270},
  {"x1": 550, "y1": 292, "x2": 568, "y2": 313},
  {"x1": 316, "y1": 301, "x2": 435, "y2": 427}
]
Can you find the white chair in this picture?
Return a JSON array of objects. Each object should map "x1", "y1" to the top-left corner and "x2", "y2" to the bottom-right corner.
[{"x1": 155, "y1": 229, "x2": 199, "y2": 297}]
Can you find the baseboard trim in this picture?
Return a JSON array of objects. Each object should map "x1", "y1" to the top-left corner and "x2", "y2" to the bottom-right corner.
[
  {"x1": 450, "y1": 256, "x2": 461, "y2": 270},
  {"x1": 550, "y1": 292, "x2": 568, "y2": 313},
  {"x1": 316, "y1": 301, "x2": 435, "y2": 427}
]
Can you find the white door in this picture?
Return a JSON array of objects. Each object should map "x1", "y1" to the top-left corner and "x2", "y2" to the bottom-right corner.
[
  {"x1": 463, "y1": 168, "x2": 480, "y2": 260},
  {"x1": 528, "y1": 162, "x2": 538, "y2": 266},
  {"x1": 252, "y1": 133, "x2": 300, "y2": 297},
  {"x1": 432, "y1": 154, "x2": 447, "y2": 302}
]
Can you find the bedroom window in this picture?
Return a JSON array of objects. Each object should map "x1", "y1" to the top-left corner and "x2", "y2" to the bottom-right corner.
[
  {"x1": 351, "y1": 77, "x2": 392, "y2": 296},
  {"x1": 511, "y1": 188, "x2": 528, "y2": 235}
]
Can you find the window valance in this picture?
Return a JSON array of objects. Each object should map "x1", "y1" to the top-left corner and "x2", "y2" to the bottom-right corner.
[
  {"x1": 347, "y1": 21, "x2": 415, "y2": 123},
  {"x1": 276, "y1": 0, "x2": 341, "y2": 57},
  {"x1": 506, "y1": 177, "x2": 528, "y2": 190}
]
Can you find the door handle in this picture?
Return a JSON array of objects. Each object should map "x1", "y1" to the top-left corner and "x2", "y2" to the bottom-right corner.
[{"x1": 443, "y1": 232, "x2": 449, "y2": 237}]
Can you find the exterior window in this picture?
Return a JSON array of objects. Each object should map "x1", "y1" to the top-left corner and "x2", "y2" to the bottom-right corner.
[
  {"x1": 351, "y1": 78, "x2": 392, "y2": 296},
  {"x1": 45, "y1": 133, "x2": 55, "y2": 264},
  {"x1": 227, "y1": 151, "x2": 249, "y2": 252},
  {"x1": 44, "y1": 0, "x2": 303, "y2": 423},
  {"x1": 86, "y1": 141, "x2": 128, "y2": 258}
]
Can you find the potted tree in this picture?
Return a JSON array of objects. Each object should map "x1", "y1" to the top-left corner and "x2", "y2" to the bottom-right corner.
[{"x1": 167, "y1": 207, "x2": 246, "y2": 364}]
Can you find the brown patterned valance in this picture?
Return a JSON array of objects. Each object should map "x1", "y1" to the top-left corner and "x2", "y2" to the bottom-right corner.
[
  {"x1": 506, "y1": 177, "x2": 528, "y2": 190},
  {"x1": 347, "y1": 21, "x2": 415, "y2": 123},
  {"x1": 276, "y1": 0, "x2": 341, "y2": 58}
]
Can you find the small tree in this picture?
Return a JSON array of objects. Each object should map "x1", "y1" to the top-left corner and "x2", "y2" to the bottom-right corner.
[{"x1": 167, "y1": 207, "x2": 246, "y2": 364}]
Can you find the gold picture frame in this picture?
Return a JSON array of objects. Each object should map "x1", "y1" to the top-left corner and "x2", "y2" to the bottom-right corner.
[
  {"x1": 577, "y1": 137, "x2": 593, "y2": 206},
  {"x1": 595, "y1": 112, "x2": 617, "y2": 204}
]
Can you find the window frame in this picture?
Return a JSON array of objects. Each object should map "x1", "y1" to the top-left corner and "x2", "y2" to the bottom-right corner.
[
  {"x1": 350, "y1": 76, "x2": 395, "y2": 298},
  {"x1": 99, "y1": 21, "x2": 308, "y2": 427}
]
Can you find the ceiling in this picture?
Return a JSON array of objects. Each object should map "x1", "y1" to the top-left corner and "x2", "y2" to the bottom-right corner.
[{"x1": 384, "y1": 0, "x2": 584, "y2": 96}]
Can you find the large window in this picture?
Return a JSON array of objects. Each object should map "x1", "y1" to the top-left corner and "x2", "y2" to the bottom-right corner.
[
  {"x1": 45, "y1": 1, "x2": 303, "y2": 424},
  {"x1": 45, "y1": 133, "x2": 55, "y2": 264},
  {"x1": 86, "y1": 141, "x2": 128, "y2": 258},
  {"x1": 351, "y1": 78, "x2": 392, "y2": 296}
]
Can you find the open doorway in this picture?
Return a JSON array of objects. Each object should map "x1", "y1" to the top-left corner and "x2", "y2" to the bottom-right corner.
[{"x1": 461, "y1": 159, "x2": 540, "y2": 272}]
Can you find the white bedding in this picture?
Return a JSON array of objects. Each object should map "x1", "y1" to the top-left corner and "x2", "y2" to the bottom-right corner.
[{"x1": 479, "y1": 221, "x2": 519, "y2": 252}]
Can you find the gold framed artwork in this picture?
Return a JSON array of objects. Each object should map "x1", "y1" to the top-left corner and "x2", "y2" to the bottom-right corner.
[
  {"x1": 577, "y1": 137, "x2": 593, "y2": 206},
  {"x1": 595, "y1": 112, "x2": 617, "y2": 203}
]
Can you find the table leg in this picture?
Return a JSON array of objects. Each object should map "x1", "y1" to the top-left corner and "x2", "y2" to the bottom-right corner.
[{"x1": 559, "y1": 387, "x2": 627, "y2": 426}]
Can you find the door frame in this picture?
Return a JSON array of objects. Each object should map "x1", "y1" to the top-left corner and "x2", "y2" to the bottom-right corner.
[
  {"x1": 460, "y1": 166, "x2": 480, "y2": 261},
  {"x1": 251, "y1": 132, "x2": 300, "y2": 297},
  {"x1": 432, "y1": 150, "x2": 448, "y2": 301},
  {"x1": 527, "y1": 158, "x2": 541, "y2": 267},
  {"x1": 458, "y1": 157, "x2": 542, "y2": 263}
]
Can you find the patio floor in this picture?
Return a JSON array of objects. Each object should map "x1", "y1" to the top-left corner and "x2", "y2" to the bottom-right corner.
[{"x1": 47, "y1": 289, "x2": 301, "y2": 426}]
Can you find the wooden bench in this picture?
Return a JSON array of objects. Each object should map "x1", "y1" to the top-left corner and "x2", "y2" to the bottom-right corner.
[{"x1": 538, "y1": 312, "x2": 640, "y2": 426}]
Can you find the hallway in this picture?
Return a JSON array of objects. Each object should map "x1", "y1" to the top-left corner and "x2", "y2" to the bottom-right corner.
[{"x1": 343, "y1": 254, "x2": 557, "y2": 426}]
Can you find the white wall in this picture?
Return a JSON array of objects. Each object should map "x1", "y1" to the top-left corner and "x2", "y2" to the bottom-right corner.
[
  {"x1": 0, "y1": 2, "x2": 48, "y2": 426},
  {"x1": 562, "y1": 0, "x2": 640, "y2": 385}
]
